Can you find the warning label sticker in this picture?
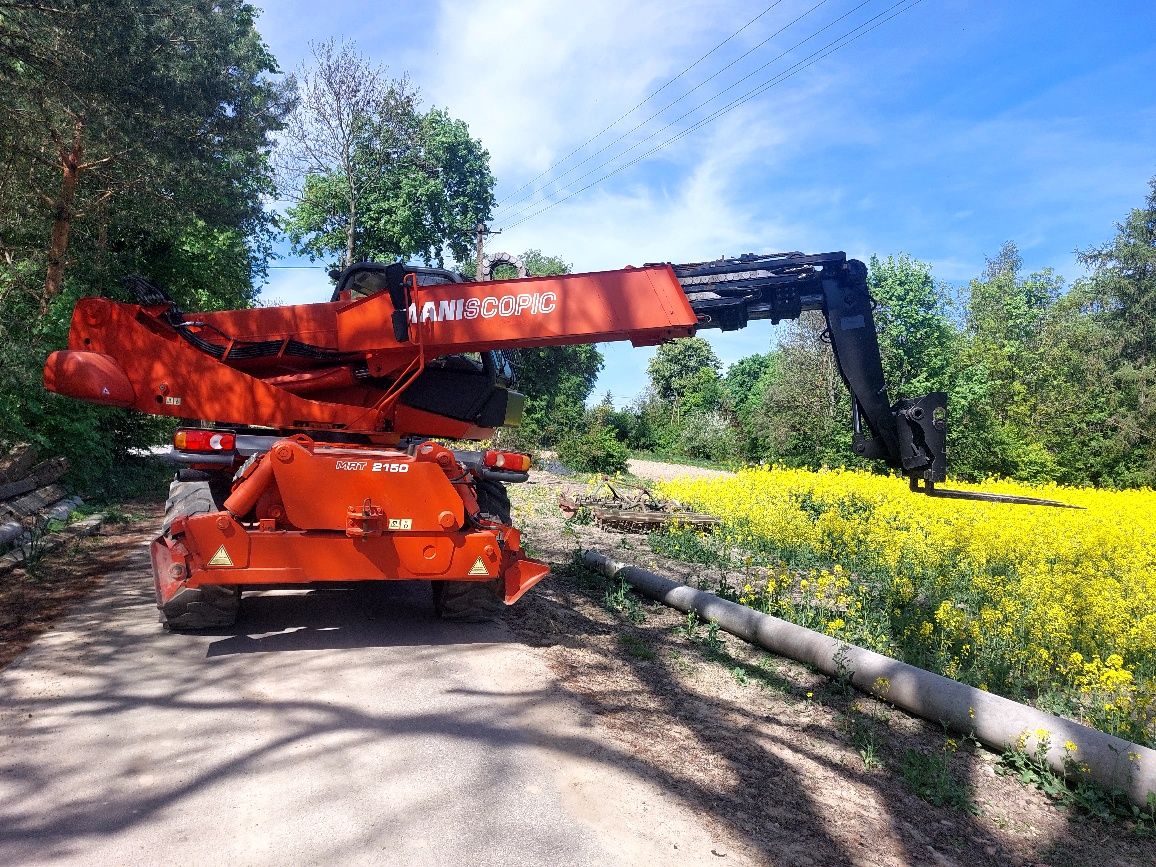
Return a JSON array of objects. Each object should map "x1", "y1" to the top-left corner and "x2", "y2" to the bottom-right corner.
[
  {"x1": 467, "y1": 557, "x2": 489, "y2": 576},
  {"x1": 207, "y1": 545, "x2": 233, "y2": 567}
]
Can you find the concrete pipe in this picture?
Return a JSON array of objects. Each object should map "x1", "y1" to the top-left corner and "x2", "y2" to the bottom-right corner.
[{"x1": 583, "y1": 550, "x2": 1156, "y2": 809}]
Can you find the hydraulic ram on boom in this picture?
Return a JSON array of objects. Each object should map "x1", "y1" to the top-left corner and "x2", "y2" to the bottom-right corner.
[{"x1": 42, "y1": 250, "x2": 1050, "y2": 631}]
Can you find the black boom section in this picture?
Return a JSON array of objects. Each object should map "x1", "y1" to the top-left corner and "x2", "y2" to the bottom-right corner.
[
  {"x1": 668, "y1": 251, "x2": 840, "y2": 329},
  {"x1": 670, "y1": 252, "x2": 947, "y2": 483}
]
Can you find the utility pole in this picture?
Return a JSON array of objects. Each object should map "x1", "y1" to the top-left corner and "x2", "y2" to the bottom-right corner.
[{"x1": 474, "y1": 222, "x2": 500, "y2": 281}]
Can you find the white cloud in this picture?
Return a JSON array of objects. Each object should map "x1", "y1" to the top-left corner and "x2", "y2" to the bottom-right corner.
[
  {"x1": 422, "y1": 0, "x2": 726, "y2": 182},
  {"x1": 486, "y1": 106, "x2": 816, "y2": 273}
]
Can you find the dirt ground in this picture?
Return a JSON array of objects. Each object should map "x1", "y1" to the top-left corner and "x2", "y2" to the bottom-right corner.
[
  {"x1": 0, "y1": 502, "x2": 163, "y2": 670},
  {"x1": 625, "y1": 458, "x2": 735, "y2": 482},
  {"x1": 2, "y1": 469, "x2": 1153, "y2": 866},
  {"x1": 504, "y1": 468, "x2": 1156, "y2": 867}
]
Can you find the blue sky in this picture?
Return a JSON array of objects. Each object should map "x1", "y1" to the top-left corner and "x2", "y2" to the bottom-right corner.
[{"x1": 254, "y1": 0, "x2": 1156, "y2": 405}]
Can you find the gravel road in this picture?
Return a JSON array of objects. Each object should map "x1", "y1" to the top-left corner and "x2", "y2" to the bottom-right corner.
[
  {"x1": 625, "y1": 459, "x2": 734, "y2": 482},
  {"x1": 0, "y1": 528, "x2": 724, "y2": 866}
]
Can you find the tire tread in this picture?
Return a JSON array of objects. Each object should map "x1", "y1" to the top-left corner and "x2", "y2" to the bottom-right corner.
[
  {"x1": 432, "y1": 478, "x2": 510, "y2": 622},
  {"x1": 156, "y1": 479, "x2": 240, "y2": 630}
]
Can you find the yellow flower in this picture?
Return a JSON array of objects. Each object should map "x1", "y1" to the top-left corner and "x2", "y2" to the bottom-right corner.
[{"x1": 656, "y1": 465, "x2": 1156, "y2": 741}]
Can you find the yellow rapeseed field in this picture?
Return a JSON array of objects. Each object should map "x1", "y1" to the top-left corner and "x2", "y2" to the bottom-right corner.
[{"x1": 660, "y1": 467, "x2": 1156, "y2": 745}]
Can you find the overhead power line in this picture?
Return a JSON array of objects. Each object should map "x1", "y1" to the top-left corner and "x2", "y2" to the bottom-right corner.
[
  {"x1": 496, "y1": 0, "x2": 790, "y2": 210},
  {"x1": 496, "y1": 0, "x2": 840, "y2": 218},
  {"x1": 499, "y1": 0, "x2": 923, "y2": 233},
  {"x1": 497, "y1": 0, "x2": 874, "y2": 227}
]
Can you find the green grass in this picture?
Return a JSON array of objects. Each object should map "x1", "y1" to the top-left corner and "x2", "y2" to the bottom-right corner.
[
  {"x1": 900, "y1": 741, "x2": 979, "y2": 814},
  {"x1": 845, "y1": 713, "x2": 884, "y2": 770},
  {"x1": 618, "y1": 632, "x2": 658, "y2": 661},
  {"x1": 603, "y1": 577, "x2": 646, "y2": 624},
  {"x1": 997, "y1": 738, "x2": 1156, "y2": 831},
  {"x1": 646, "y1": 526, "x2": 731, "y2": 567}
]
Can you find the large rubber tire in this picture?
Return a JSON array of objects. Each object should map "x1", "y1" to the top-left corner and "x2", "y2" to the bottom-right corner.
[
  {"x1": 432, "y1": 478, "x2": 510, "y2": 622},
  {"x1": 156, "y1": 479, "x2": 240, "y2": 631},
  {"x1": 174, "y1": 467, "x2": 235, "y2": 508}
]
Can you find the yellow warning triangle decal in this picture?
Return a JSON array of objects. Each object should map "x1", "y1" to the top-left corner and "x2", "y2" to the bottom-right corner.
[
  {"x1": 467, "y1": 557, "x2": 489, "y2": 576},
  {"x1": 207, "y1": 545, "x2": 233, "y2": 567}
]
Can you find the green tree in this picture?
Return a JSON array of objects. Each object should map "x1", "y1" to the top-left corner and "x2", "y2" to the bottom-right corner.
[
  {"x1": 722, "y1": 353, "x2": 778, "y2": 416},
  {"x1": 867, "y1": 253, "x2": 954, "y2": 398},
  {"x1": 0, "y1": 0, "x2": 287, "y2": 305},
  {"x1": 281, "y1": 40, "x2": 494, "y2": 268},
  {"x1": 1080, "y1": 177, "x2": 1156, "y2": 364},
  {"x1": 357, "y1": 109, "x2": 495, "y2": 266},
  {"x1": 1075, "y1": 176, "x2": 1156, "y2": 485},
  {"x1": 965, "y1": 242, "x2": 1060, "y2": 356},
  {"x1": 1020, "y1": 286, "x2": 1117, "y2": 485},
  {"x1": 950, "y1": 242, "x2": 1064, "y2": 481},
  {"x1": 749, "y1": 313, "x2": 857, "y2": 469},
  {"x1": 637, "y1": 337, "x2": 725, "y2": 458},
  {"x1": 622, "y1": 393, "x2": 671, "y2": 453},
  {"x1": 556, "y1": 413, "x2": 628, "y2": 475},
  {"x1": 721, "y1": 352, "x2": 781, "y2": 460},
  {"x1": 278, "y1": 39, "x2": 418, "y2": 267},
  {"x1": 0, "y1": 1, "x2": 287, "y2": 491},
  {"x1": 646, "y1": 337, "x2": 722, "y2": 410}
]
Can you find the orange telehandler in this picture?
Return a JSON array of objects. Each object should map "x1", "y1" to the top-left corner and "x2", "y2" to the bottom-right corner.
[{"x1": 43, "y1": 251, "x2": 951, "y2": 629}]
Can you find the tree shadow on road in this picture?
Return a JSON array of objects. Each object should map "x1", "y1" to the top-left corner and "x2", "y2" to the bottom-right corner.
[
  {"x1": 504, "y1": 562, "x2": 1156, "y2": 867},
  {"x1": 203, "y1": 582, "x2": 513, "y2": 656},
  {"x1": 2, "y1": 541, "x2": 1152, "y2": 866}
]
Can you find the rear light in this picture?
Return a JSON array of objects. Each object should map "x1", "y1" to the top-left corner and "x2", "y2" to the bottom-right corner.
[
  {"x1": 482, "y1": 450, "x2": 532, "y2": 472},
  {"x1": 174, "y1": 428, "x2": 236, "y2": 452}
]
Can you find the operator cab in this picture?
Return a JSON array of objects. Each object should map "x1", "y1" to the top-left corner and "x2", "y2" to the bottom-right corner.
[
  {"x1": 329, "y1": 262, "x2": 466, "y2": 303},
  {"x1": 329, "y1": 261, "x2": 523, "y2": 428}
]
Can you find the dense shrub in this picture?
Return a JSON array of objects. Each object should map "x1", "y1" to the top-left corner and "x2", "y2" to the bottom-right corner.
[
  {"x1": 556, "y1": 422, "x2": 629, "y2": 474},
  {"x1": 678, "y1": 411, "x2": 740, "y2": 461}
]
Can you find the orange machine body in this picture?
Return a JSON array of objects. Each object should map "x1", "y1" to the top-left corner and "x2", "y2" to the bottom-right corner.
[
  {"x1": 149, "y1": 437, "x2": 549, "y2": 607},
  {"x1": 45, "y1": 264, "x2": 697, "y2": 439},
  {"x1": 42, "y1": 251, "x2": 961, "y2": 626},
  {"x1": 45, "y1": 263, "x2": 695, "y2": 617}
]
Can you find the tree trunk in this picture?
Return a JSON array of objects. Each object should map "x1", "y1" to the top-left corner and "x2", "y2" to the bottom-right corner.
[
  {"x1": 44, "y1": 120, "x2": 84, "y2": 305},
  {"x1": 344, "y1": 194, "x2": 356, "y2": 267},
  {"x1": 344, "y1": 203, "x2": 353, "y2": 267}
]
